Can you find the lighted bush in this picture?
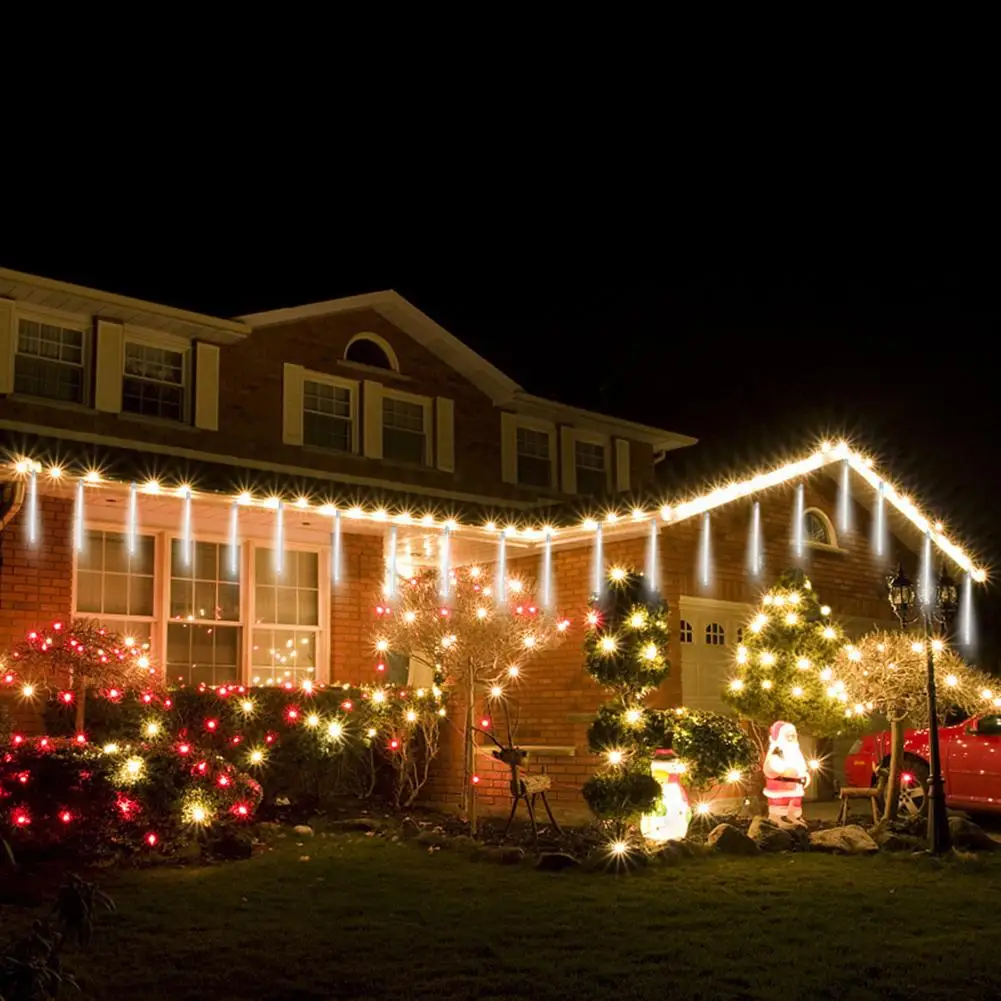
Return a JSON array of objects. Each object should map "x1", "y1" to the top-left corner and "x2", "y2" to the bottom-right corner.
[
  {"x1": 42, "y1": 681, "x2": 444, "y2": 812},
  {"x1": 0, "y1": 737, "x2": 262, "y2": 857}
]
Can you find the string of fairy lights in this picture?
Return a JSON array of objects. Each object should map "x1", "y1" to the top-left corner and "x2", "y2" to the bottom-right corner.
[{"x1": 6, "y1": 439, "x2": 989, "y2": 583}]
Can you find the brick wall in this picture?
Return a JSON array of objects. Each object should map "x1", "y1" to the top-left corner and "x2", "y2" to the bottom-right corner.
[
  {"x1": 0, "y1": 493, "x2": 73, "y2": 733},
  {"x1": 330, "y1": 532, "x2": 385, "y2": 686},
  {"x1": 0, "y1": 306, "x2": 654, "y2": 505}
]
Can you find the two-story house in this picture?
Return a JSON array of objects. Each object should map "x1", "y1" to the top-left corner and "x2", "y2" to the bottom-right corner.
[{"x1": 0, "y1": 266, "x2": 986, "y2": 814}]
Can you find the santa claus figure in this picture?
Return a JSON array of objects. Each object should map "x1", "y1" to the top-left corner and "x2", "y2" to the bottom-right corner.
[{"x1": 763, "y1": 720, "x2": 810, "y2": 825}]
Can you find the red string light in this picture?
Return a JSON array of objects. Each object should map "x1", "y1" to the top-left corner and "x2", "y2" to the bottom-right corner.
[
  {"x1": 59, "y1": 810, "x2": 73, "y2": 823},
  {"x1": 145, "y1": 831, "x2": 159, "y2": 847}
]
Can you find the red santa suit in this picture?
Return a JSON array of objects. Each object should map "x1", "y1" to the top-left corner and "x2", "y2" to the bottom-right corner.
[{"x1": 763, "y1": 721, "x2": 810, "y2": 824}]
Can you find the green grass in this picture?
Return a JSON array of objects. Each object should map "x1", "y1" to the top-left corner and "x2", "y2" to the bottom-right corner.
[{"x1": 10, "y1": 835, "x2": 1001, "y2": 1001}]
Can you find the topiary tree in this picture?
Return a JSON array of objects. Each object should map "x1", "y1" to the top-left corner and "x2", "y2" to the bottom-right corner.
[
  {"x1": 835, "y1": 632, "x2": 995, "y2": 821},
  {"x1": 582, "y1": 567, "x2": 670, "y2": 839},
  {"x1": 377, "y1": 565, "x2": 568, "y2": 827},
  {"x1": 582, "y1": 567, "x2": 756, "y2": 844},
  {"x1": 5, "y1": 619, "x2": 161, "y2": 732},
  {"x1": 724, "y1": 570, "x2": 864, "y2": 740}
]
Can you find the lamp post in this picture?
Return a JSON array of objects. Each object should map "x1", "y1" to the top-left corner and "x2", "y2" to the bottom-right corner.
[{"x1": 886, "y1": 562, "x2": 958, "y2": 854}]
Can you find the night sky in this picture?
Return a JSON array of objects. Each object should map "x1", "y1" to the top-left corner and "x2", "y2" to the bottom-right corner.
[{"x1": 2, "y1": 226, "x2": 998, "y2": 659}]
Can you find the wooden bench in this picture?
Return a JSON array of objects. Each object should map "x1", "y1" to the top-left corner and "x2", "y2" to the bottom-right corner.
[{"x1": 837, "y1": 770, "x2": 887, "y2": 824}]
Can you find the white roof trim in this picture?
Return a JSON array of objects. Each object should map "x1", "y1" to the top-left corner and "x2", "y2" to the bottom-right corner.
[{"x1": 0, "y1": 267, "x2": 249, "y2": 344}]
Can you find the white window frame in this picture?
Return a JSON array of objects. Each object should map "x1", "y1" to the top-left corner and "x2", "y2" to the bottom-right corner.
[
  {"x1": 121, "y1": 329, "x2": 192, "y2": 424},
  {"x1": 302, "y1": 369, "x2": 360, "y2": 454},
  {"x1": 679, "y1": 619, "x2": 694, "y2": 644},
  {"x1": 572, "y1": 428, "x2": 612, "y2": 494},
  {"x1": 72, "y1": 527, "x2": 160, "y2": 649},
  {"x1": 12, "y1": 308, "x2": 91, "y2": 407},
  {"x1": 73, "y1": 521, "x2": 330, "y2": 686},
  {"x1": 247, "y1": 540, "x2": 329, "y2": 687},
  {"x1": 803, "y1": 507, "x2": 840, "y2": 551},
  {"x1": 704, "y1": 622, "x2": 726, "y2": 646},
  {"x1": 381, "y1": 386, "x2": 433, "y2": 466},
  {"x1": 513, "y1": 415, "x2": 558, "y2": 489}
]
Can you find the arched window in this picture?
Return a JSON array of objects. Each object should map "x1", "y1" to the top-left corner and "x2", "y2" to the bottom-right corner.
[
  {"x1": 705, "y1": 622, "x2": 726, "y2": 646},
  {"x1": 344, "y1": 333, "x2": 399, "y2": 372},
  {"x1": 679, "y1": 620, "x2": 693, "y2": 644},
  {"x1": 803, "y1": 508, "x2": 837, "y2": 548}
]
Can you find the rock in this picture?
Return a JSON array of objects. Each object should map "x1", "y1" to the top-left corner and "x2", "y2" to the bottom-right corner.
[
  {"x1": 328, "y1": 819, "x2": 384, "y2": 833},
  {"x1": 809, "y1": 825, "x2": 879, "y2": 854},
  {"x1": 747, "y1": 818, "x2": 795, "y2": 852},
  {"x1": 400, "y1": 818, "x2": 422, "y2": 840},
  {"x1": 212, "y1": 830, "x2": 254, "y2": 860},
  {"x1": 948, "y1": 817, "x2": 998, "y2": 852},
  {"x1": 175, "y1": 839, "x2": 203, "y2": 862},
  {"x1": 473, "y1": 846, "x2": 525, "y2": 865},
  {"x1": 706, "y1": 823, "x2": 760, "y2": 855},
  {"x1": 535, "y1": 852, "x2": 580, "y2": 872},
  {"x1": 416, "y1": 830, "x2": 450, "y2": 849},
  {"x1": 293, "y1": 825, "x2": 314, "y2": 837}
]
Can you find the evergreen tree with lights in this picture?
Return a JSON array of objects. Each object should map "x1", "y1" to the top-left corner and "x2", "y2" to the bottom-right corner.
[
  {"x1": 581, "y1": 567, "x2": 672, "y2": 840},
  {"x1": 377, "y1": 565, "x2": 569, "y2": 827},
  {"x1": 723, "y1": 569, "x2": 863, "y2": 740}
]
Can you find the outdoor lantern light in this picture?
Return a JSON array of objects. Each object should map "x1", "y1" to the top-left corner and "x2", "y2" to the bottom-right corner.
[
  {"x1": 887, "y1": 565, "x2": 916, "y2": 622},
  {"x1": 936, "y1": 568, "x2": 958, "y2": 619}
]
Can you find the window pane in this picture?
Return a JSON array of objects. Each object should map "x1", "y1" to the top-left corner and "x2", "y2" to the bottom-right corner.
[
  {"x1": 170, "y1": 579, "x2": 192, "y2": 619},
  {"x1": 576, "y1": 467, "x2": 607, "y2": 496},
  {"x1": 517, "y1": 454, "x2": 551, "y2": 488},
  {"x1": 296, "y1": 551, "x2": 319, "y2": 588},
  {"x1": 129, "y1": 575, "x2": 154, "y2": 617},
  {"x1": 217, "y1": 582, "x2": 240, "y2": 622},
  {"x1": 76, "y1": 571, "x2": 103, "y2": 613},
  {"x1": 250, "y1": 628, "x2": 316, "y2": 685},
  {"x1": 194, "y1": 542, "x2": 217, "y2": 580},
  {"x1": 303, "y1": 411, "x2": 352, "y2": 451},
  {"x1": 104, "y1": 533, "x2": 131, "y2": 573},
  {"x1": 298, "y1": 590, "x2": 319, "y2": 626},
  {"x1": 14, "y1": 320, "x2": 86, "y2": 404},
  {"x1": 255, "y1": 586, "x2": 276, "y2": 623},
  {"x1": 104, "y1": 576, "x2": 129, "y2": 615},
  {"x1": 255, "y1": 547, "x2": 276, "y2": 586},
  {"x1": 77, "y1": 533, "x2": 103, "y2": 572},
  {"x1": 122, "y1": 343, "x2": 186, "y2": 420},
  {"x1": 383, "y1": 427, "x2": 425, "y2": 464},
  {"x1": 516, "y1": 427, "x2": 550, "y2": 460},
  {"x1": 194, "y1": 581, "x2": 216, "y2": 620},
  {"x1": 167, "y1": 623, "x2": 240, "y2": 688},
  {"x1": 276, "y1": 587, "x2": 298, "y2": 623}
]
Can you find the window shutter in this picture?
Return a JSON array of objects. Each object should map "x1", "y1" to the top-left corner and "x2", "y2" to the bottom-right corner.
[
  {"x1": 0, "y1": 298, "x2": 14, "y2": 395},
  {"x1": 94, "y1": 319, "x2": 124, "y2": 413},
  {"x1": 560, "y1": 427, "x2": 577, "y2": 494},
  {"x1": 282, "y1": 363, "x2": 304, "y2": 445},
  {"x1": 500, "y1": 412, "x2": 517, "y2": 484},
  {"x1": 435, "y1": 397, "x2": 455, "y2": 472},
  {"x1": 363, "y1": 380, "x2": 384, "y2": 459},
  {"x1": 194, "y1": 342, "x2": 220, "y2": 431},
  {"x1": 615, "y1": 439, "x2": 631, "y2": 492}
]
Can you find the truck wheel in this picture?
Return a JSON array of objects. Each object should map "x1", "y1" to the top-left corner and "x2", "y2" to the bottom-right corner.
[{"x1": 896, "y1": 759, "x2": 930, "y2": 819}]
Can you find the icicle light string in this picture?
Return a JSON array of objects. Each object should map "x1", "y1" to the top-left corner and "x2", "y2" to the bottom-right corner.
[{"x1": 7, "y1": 439, "x2": 987, "y2": 581}]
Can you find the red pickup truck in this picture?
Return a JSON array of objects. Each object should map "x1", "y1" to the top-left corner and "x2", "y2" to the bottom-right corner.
[{"x1": 844, "y1": 713, "x2": 1001, "y2": 816}]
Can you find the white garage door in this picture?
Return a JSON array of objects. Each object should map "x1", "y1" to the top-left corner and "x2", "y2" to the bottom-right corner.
[{"x1": 678, "y1": 597, "x2": 751, "y2": 713}]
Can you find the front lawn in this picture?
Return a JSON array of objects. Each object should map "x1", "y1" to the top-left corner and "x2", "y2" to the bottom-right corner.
[{"x1": 8, "y1": 833, "x2": 1001, "y2": 1001}]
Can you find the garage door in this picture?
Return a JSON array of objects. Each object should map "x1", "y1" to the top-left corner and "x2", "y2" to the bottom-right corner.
[{"x1": 678, "y1": 597, "x2": 751, "y2": 713}]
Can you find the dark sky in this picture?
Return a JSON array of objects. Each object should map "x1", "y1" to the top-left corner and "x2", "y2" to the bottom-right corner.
[{"x1": 2, "y1": 211, "x2": 999, "y2": 655}]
